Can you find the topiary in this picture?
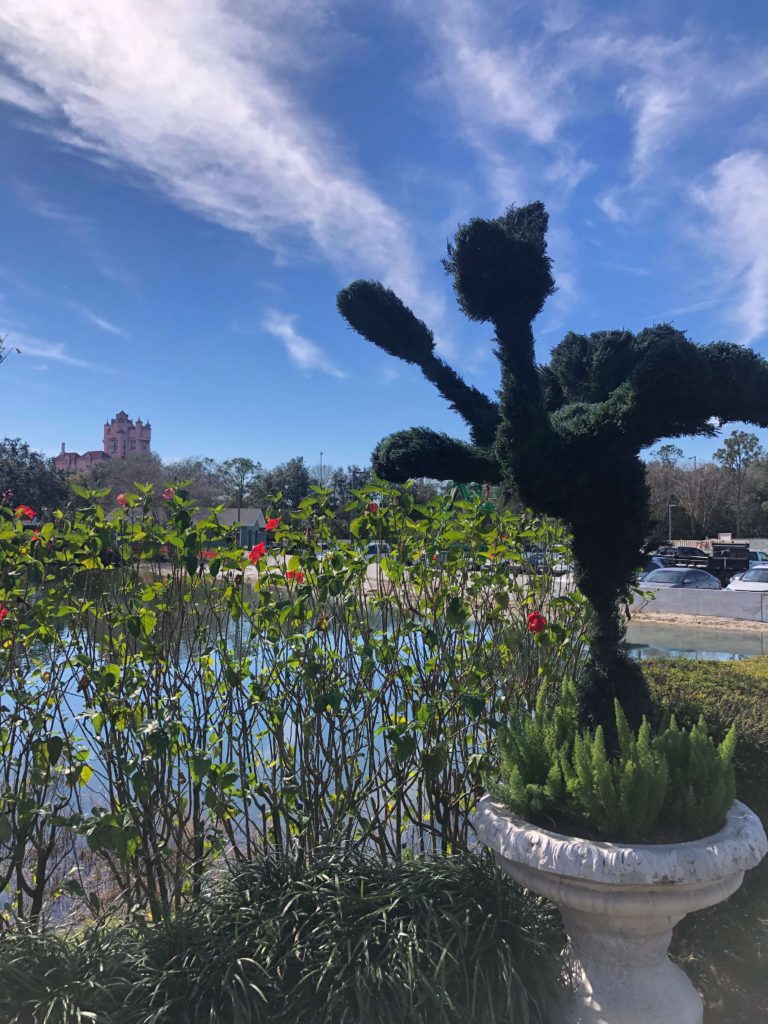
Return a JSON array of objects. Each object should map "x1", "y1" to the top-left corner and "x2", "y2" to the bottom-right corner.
[{"x1": 338, "y1": 202, "x2": 768, "y2": 736}]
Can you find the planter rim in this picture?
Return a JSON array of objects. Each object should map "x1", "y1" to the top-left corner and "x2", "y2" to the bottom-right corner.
[{"x1": 475, "y1": 795, "x2": 767, "y2": 887}]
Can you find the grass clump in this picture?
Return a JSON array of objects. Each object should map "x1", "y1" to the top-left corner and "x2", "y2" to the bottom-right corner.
[
  {"x1": 491, "y1": 680, "x2": 736, "y2": 843},
  {"x1": 0, "y1": 850, "x2": 565, "y2": 1024}
]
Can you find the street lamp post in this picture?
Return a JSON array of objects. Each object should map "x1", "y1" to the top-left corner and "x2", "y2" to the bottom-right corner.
[{"x1": 668, "y1": 503, "x2": 680, "y2": 543}]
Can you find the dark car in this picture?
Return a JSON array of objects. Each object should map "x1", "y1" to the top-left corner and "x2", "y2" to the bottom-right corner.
[
  {"x1": 642, "y1": 568, "x2": 721, "y2": 590},
  {"x1": 638, "y1": 555, "x2": 673, "y2": 577}
]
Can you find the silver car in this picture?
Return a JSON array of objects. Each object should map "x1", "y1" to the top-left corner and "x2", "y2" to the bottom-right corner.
[{"x1": 642, "y1": 568, "x2": 721, "y2": 590}]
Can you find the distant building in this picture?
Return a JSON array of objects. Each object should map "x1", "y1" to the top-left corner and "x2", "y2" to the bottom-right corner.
[
  {"x1": 54, "y1": 446, "x2": 110, "y2": 473},
  {"x1": 210, "y1": 508, "x2": 267, "y2": 548},
  {"x1": 103, "y1": 411, "x2": 151, "y2": 459},
  {"x1": 54, "y1": 411, "x2": 152, "y2": 473}
]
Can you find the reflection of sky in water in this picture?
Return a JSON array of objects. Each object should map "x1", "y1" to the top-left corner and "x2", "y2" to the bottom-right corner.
[{"x1": 627, "y1": 621, "x2": 768, "y2": 661}]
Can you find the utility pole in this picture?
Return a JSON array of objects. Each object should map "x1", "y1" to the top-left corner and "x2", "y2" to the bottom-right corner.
[
  {"x1": 320, "y1": 451, "x2": 324, "y2": 487},
  {"x1": 668, "y1": 503, "x2": 679, "y2": 543}
]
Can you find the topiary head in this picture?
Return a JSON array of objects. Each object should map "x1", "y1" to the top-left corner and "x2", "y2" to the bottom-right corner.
[{"x1": 443, "y1": 202, "x2": 555, "y2": 325}]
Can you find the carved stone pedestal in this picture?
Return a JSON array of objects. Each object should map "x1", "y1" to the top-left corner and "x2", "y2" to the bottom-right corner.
[{"x1": 474, "y1": 796, "x2": 767, "y2": 1024}]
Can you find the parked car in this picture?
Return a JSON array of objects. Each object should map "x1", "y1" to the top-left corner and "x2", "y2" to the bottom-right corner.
[
  {"x1": 638, "y1": 555, "x2": 673, "y2": 577},
  {"x1": 642, "y1": 568, "x2": 721, "y2": 590},
  {"x1": 749, "y1": 550, "x2": 768, "y2": 563},
  {"x1": 365, "y1": 541, "x2": 391, "y2": 560},
  {"x1": 725, "y1": 567, "x2": 768, "y2": 592}
]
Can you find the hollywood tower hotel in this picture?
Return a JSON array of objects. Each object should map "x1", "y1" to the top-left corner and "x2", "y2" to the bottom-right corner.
[{"x1": 54, "y1": 412, "x2": 151, "y2": 473}]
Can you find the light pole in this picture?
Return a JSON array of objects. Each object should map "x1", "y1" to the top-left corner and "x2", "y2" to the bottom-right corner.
[
  {"x1": 668, "y1": 503, "x2": 680, "y2": 543},
  {"x1": 320, "y1": 451, "x2": 323, "y2": 487}
]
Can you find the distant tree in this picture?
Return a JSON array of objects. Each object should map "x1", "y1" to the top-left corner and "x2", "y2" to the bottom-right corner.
[
  {"x1": 714, "y1": 430, "x2": 764, "y2": 537},
  {"x1": 258, "y1": 457, "x2": 312, "y2": 510},
  {"x1": 165, "y1": 456, "x2": 224, "y2": 507},
  {"x1": 84, "y1": 452, "x2": 166, "y2": 502},
  {"x1": 675, "y1": 463, "x2": 730, "y2": 538},
  {"x1": 654, "y1": 444, "x2": 684, "y2": 467},
  {"x1": 220, "y1": 457, "x2": 263, "y2": 520},
  {"x1": 0, "y1": 438, "x2": 71, "y2": 512}
]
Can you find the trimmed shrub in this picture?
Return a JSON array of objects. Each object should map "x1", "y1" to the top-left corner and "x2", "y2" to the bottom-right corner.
[{"x1": 644, "y1": 658, "x2": 768, "y2": 1024}]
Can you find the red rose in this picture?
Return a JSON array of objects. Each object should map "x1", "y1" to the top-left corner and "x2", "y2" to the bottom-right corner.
[
  {"x1": 367, "y1": 502, "x2": 379, "y2": 514},
  {"x1": 248, "y1": 542, "x2": 266, "y2": 564},
  {"x1": 116, "y1": 494, "x2": 128, "y2": 508},
  {"x1": 527, "y1": 611, "x2": 547, "y2": 634},
  {"x1": 265, "y1": 517, "x2": 280, "y2": 531}
]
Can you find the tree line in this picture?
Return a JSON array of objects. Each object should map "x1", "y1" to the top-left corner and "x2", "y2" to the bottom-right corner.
[
  {"x1": 646, "y1": 430, "x2": 768, "y2": 540},
  {"x1": 0, "y1": 438, "x2": 444, "y2": 537}
]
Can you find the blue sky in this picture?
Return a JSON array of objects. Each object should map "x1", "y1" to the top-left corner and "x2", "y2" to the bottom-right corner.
[{"x1": 1, "y1": 0, "x2": 768, "y2": 471}]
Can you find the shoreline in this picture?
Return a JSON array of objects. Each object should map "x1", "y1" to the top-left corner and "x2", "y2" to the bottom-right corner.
[{"x1": 628, "y1": 609, "x2": 768, "y2": 632}]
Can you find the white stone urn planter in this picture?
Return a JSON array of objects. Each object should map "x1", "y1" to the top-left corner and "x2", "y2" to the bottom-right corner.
[{"x1": 474, "y1": 795, "x2": 767, "y2": 1024}]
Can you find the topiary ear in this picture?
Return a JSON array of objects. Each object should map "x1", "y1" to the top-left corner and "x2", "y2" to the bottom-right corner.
[
  {"x1": 443, "y1": 208, "x2": 555, "y2": 325},
  {"x1": 372, "y1": 428, "x2": 501, "y2": 484},
  {"x1": 336, "y1": 280, "x2": 435, "y2": 365}
]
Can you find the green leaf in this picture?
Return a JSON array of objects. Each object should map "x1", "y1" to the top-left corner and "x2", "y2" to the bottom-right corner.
[
  {"x1": 45, "y1": 736, "x2": 65, "y2": 767},
  {"x1": 0, "y1": 813, "x2": 12, "y2": 844}
]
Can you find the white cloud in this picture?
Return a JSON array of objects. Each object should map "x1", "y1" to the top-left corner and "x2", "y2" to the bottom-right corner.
[
  {"x1": 5, "y1": 328, "x2": 109, "y2": 370},
  {"x1": 69, "y1": 301, "x2": 127, "y2": 336},
  {"x1": 691, "y1": 150, "x2": 768, "y2": 344},
  {"x1": 0, "y1": 0, "x2": 424, "y2": 307},
  {"x1": 0, "y1": 70, "x2": 53, "y2": 114},
  {"x1": 263, "y1": 310, "x2": 346, "y2": 379}
]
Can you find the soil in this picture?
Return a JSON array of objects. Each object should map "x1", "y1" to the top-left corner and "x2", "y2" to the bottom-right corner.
[{"x1": 627, "y1": 609, "x2": 768, "y2": 632}]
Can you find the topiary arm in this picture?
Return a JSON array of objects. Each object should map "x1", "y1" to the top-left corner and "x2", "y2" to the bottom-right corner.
[
  {"x1": 372, "y1": 428, "x2": 501, "y2": 484},
  {"x1": 337, "y1": 280, "x2": 500, "y2": 447}
]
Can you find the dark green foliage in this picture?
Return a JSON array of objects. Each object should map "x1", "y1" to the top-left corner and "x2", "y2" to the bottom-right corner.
[
  {"x1": 0, "y1": 852, "x2": 565, "y2": 1024},
  {"x1": 0, "y1": 437, "x2": 71, "y2": 512},
  {"x1": 338, "y1": 201, "x2": 768, "y2": 733},
  {"x1": 442, "y1": 205, "x2": 555, "y2": 324},
  {"x1": 373, "y1": 428, "x2": 501, "y2": 484},
  {"x1": 491, "y1": 681, "x2": 736, "y2": 842},
  {"x1": 644, "y1": 659, "x2": 768, "y2": 1023}
]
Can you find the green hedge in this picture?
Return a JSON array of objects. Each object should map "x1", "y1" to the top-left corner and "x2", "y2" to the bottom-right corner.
[
  {"x1": 644, "y1": 658, "x2": 768, "y2": 1023},
  {"x1": 644, "y1": 656, "x2": 768, "y2": 821}
]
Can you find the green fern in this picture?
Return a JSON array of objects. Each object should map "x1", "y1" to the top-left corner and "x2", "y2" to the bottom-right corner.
[{"x1": 491, "y1": 687, "x2": 737, "y2": 843}]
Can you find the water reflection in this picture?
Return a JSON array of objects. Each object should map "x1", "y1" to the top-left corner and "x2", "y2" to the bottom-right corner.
[{"x1": 627, "y1": 620, "x2": 768, "y2": 661}]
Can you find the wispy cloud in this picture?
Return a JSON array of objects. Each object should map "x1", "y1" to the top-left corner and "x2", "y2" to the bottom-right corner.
[
  {"x1": 0, "y1": 69, "x2": 52, "y2": 114},
  {"x1": 5, "y1": 327, "x2": 111, "y2": 371},
  {"x1": 69, "y1": 301, "x2": 127, "y2": 336},
  {"x1": 0, "y1": 1, "x2": 425, "y2": 308},
  {"x1": 691, "y1": 150, "x2": 768, "y2": 344},
  {"x1": 263, "y1": 310, "x2": 346, "y2": 379}
]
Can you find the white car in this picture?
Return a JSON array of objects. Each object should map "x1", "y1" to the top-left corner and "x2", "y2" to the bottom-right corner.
[{"x1": 725, "y1": 567, "x2": 768, "y2": 592}]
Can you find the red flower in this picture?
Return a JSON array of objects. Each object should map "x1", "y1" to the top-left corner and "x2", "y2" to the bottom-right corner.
[
  {"x1": 14, "y1": 505, "x2": 35, "y2": 519},
  {"x1": 265, "y1": 517, "x2": 280, "y2": 531},
  {"x1": 199, "y1": 549, "x2": 217, "y2": 560},
  {"x1": 116, "y1": 494, "x2": 128, "y2": 508},
  {"x1": 366, "y1": 502, "x2": 379, "y2": 514},
  {"x1": 248, "y1": 542, "x2": 266, "y2": 564},
  {"x1": 286, "y1": 569, "x2": 305, "y2": 583},
  {"x1": 527, "y1": 611, "x2": 547, "y2": 634},
  {"x1": 0, "y1": 606, "x2": 8, "y2": 622},
  {"x1": 162, "y1": 487, "x2": 176, "y2": 501},
  {"x1": 31, "y1": 531, "x2": 40, "y2": 542}
]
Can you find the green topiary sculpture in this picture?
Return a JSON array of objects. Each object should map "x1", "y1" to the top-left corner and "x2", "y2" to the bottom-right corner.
[{"x1": 337, "y1": 202, "x2": 768, "y2": 732}]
